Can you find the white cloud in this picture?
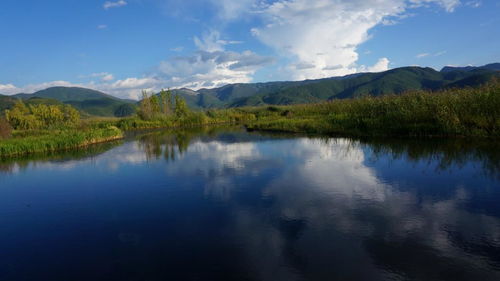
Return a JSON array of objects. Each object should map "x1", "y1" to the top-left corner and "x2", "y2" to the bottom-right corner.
[
  {"x1": 0, "y1": 83, "x2": 19, "y2": 95},
  {"x1": 416, "y1": 50, "x2": 447, "y2": 58},
  {"x1": 103, "y1": 0, "x2": 127, "y2": 10},
  {"x1": 109, "y1": 77, "x2": 157, "y2": 90},
  {"x1": 157, "y1": 50, "x2": 273, "y2": 90},
  {"x1": 409, "y1": 0, "x2": 461, "y2": 12},
  {"x1": 102, "y1": 74, "x2": 114, "y2": 82},
  {"x1": 90, "y1": 72, "x2": 115, "y2": 82},
  {"x1": 97, "y1": 24, "x2": 108, "y2": 29},
  {"x1": 88, "y1": 72, "x2": 115, "y2": 82},
  {"x1": 94, "y1": 77, "x2": 163, "y2": 99},
  {"x1": 360, "y1": 57, "x2": 391, "y2": 72},
  {"x1": 193, "y1": 30, "x2": 243, "y2": 52},
  {"x1": 157, "y1": 31, "x2": 274, "y2": 90},
  {"x1": 194, "y1": 31, "x2": 226, "y2": 52},
  {"x1": 465, "y1": 0, "x2": 481, "y2": 7},
  {"x1": 209, "y1": 0, "x2": 256, "y2": 20},
  {"x1": 250, "y1": 0, "x2": 460, "y2": 80}
]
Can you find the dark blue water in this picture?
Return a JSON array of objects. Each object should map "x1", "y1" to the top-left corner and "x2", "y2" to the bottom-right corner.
[{"x1": 1, "y1": 128, "x2": 499, "y2": 281}]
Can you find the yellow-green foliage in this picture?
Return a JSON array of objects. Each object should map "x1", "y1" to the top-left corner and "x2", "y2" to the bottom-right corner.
[{"x1": 5, "y1": 100, "x2": 80, "y2": 130}]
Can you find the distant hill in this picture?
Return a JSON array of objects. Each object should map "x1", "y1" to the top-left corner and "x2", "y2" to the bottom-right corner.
[
  {"x1": 8, "y1": 87, "x2": 136, "y2": 117},
  {"x1": 168, "y1": 64, "x2": 499, "y2": 109},
  {"x1": 441, "y1": 63, "x2": 500, "y2": 73},
  {"x1": 2, "y1": 63, "x2": 498, "y2": 115}
]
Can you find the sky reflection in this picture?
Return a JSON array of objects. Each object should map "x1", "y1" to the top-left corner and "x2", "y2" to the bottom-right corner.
[{"x1": 0, "y1": 129, "x2": 499, "y2": 281}]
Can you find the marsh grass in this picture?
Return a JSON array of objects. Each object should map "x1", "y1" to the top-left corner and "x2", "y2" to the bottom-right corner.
[
  {"x1": 246, "y1": 79, "x2": 500, "y2": 137},
  {"x1": 0, "y1": 127, "x2": 123, "y2": 157}
]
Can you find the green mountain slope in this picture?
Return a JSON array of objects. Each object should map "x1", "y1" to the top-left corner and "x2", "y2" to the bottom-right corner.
[
  {"x1": 441, "y1": 63, "x2": 500, "y2": 73},
  {"x1": 10, "y1": 87, "x2": 136, "y2": 117},
  {"x1": 14, "y1": 87, "x2": 119, "y2": 102},
  {"x1": 178, "y1": 65, "x2": 498, "y2": 108},
  {"x1": 2, "y1": 64, "x2": 498, "y2": 115}
]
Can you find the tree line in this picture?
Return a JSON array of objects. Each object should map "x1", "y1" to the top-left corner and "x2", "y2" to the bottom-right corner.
[{"x1": 138, "y1": 89, "x2": 189, "y2": 120}]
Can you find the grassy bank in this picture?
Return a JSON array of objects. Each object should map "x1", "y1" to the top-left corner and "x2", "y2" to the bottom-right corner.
[
  {"x1": 1, "y1": 79, "x2": 498, "y2": 158},
  {"x1": 86, "y1": 79, "x2": 500, "y2": 138},
  {"x1": 0, "y1": 127, "x2": 123, "y2": 157},
  {"x1": 245, "y1": 80, "x2": 500, "y2": 137}
]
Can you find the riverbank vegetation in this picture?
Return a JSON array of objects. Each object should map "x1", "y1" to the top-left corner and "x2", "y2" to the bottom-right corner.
[
  {"x1": 246, "y1": 78, "x2": 500, "y2": 137},
  {"x1": 0, "y1": 101, "x2": 123, "y2": 157},
  {"x1": 0, "y1": 127, "x2": 123, "y2": 157},
  {"x1": 1, "y1": 79, "x2": 499, "y2": 157}
]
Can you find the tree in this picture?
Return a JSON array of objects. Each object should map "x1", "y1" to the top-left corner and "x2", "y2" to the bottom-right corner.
[
  {"x1": 139, "y1": 90, "x2": 153, "y2": 120},
  {"x1": 160, "y1": 89, "x2": 170, "y2": 115},
  {"x1": 5, "y1": 100, "x2": 40, "y2": 130},
  {"x1": 62, "y1": 105, "x2": 80, "y2": 126},
  {"x1": 150, "y1": 95, "x2": 161, "y2": 116},
  {"x1": 174, "y1": 95, "x2": 189, "y2": 118},
  {"x1": 167, "y1": 89, "x2": 173, "y2": 115}
]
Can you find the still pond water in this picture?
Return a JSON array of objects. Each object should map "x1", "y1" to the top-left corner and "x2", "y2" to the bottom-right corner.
[{"x1": 1, "y1": 127, "x2": 500, "y2": 281}]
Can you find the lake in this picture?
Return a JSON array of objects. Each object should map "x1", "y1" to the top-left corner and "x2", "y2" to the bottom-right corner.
[{"x1": 1, "y1": 127, "x2": 499, "y2": 281}]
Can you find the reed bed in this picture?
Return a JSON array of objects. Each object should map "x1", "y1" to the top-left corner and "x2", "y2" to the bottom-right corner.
[{"x1": 0, "y1": 127, "x2": 123, "y2": 157}]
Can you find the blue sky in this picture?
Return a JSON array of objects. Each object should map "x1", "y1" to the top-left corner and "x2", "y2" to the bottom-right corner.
[{"x1": 0, "y1": 0, "x2": 499, "y2": 99}]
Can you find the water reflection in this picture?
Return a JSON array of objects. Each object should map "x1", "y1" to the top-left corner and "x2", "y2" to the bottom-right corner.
[
  {"x1": 0, "y1": 128, "x2": 499, "y2": 281},
  {"x1": 0, "y1": 140, "x2": 122, "y2": 175}
]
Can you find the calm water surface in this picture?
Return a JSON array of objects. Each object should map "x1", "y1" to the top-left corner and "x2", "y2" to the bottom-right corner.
[{"x1": 1, "y1": 127, "x2": 499, "y2": 281}]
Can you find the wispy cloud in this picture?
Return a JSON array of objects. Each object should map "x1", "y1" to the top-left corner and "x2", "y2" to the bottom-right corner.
[
  {"x1": 158, "y1": 31, "x2": 274, "y2": 90},
  {"x1": 434, "y1": 50, "x2": 447, "y2": 56},
  {"x1": 90, "y1": 72, "x2": 115, "y2": 82},
  {"x1": 103, "y1": 0, "x2": 127, "y2": 10},
  {"x1": 465, "y1": 1, "x2": 481, "y2": 8},
  {"x1": 170, "y1": 47, "x2": 184, "y2": 52},
  {"x1": 416, "y1": 50, "x2": 447, "y2": 58},
  {"x1": 97, "y1": 24, "x2": 108, "y2": 29}
]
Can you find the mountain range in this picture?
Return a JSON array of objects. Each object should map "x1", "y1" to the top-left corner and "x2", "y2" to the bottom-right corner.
[
  {"x1": 1, "y1": 87, "x2": 136, "y2": 117},
  {"x1": 174, "y1": 63, "x2": 500, "y2": 109},
  {"x1": 1, "y1": 63, "x2": 498, "y2": 117}
]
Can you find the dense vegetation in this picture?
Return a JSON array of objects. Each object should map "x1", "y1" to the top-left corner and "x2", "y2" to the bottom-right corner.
[
  {"x1": 0, "y1": 127, "x2": 123, "y2": 157},
  {"x1": 5, "y1": 100, "x2": 79, "y2": 130},
  {"x1": 1, "y1": 74, "x2": 499, "y2": 158},
  {"x1": 0, "y1": 101, "x2": 123, "y2": 156},
  {"x1": 246, "y1": 79, "x2": 500, "y2": 137}
]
